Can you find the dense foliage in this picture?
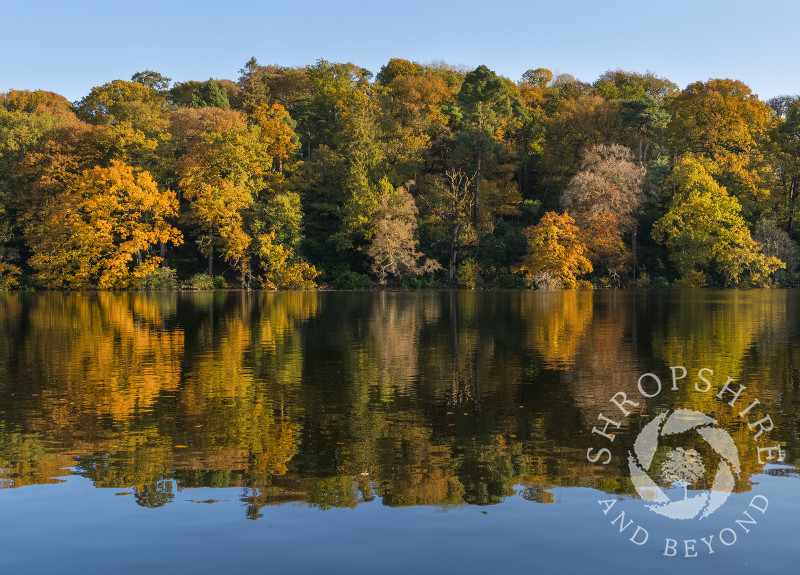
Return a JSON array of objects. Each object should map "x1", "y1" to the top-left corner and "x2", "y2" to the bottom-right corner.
[{"x1": 2, "y1": 59, "x2": 799, "y2": 289}]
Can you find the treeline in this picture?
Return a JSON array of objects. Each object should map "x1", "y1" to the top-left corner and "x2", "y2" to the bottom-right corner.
[{"x1": 1, "y1": 58, "x2": 799, "y2": 290}]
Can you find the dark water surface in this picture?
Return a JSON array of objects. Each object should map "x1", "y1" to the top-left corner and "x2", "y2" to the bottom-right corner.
[{"x1": 0, "y1": 290, "x2": 798, "y2": 574}]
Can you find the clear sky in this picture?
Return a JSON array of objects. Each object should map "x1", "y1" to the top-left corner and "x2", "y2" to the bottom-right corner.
[{"x1": 2, "y1": 0, "x2": 798, "y2": 102}]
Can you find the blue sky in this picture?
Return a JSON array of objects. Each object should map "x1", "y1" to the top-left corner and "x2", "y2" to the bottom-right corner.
[{"x1": 2, "y1": 0, "x2": 798, "y2": 102}]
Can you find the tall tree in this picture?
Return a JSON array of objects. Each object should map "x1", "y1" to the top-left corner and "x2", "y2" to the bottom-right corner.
[
  {"x1": 667, "y1": 79, "x2": 774, "y2": 221},
  {"x1": 173, "y1": 109, "x2": 271, "y2": 282},
  {"x1": 238, "y1": 57, "x2": 271, "y2": 115},
  {"x1": 563, "y1": 144, "x2": 645, "y2": 275},
  {"x1": 0, "y1": 104, "x2": 70, "y2": 274},
  {"x1": 775, "y1": 98, "x2": 800, "y2": 235},
  {"x1": 452, "y1": 65, "x2": 515, "y2": 227},
  {"x1": 422, "y1": 169, "x2": 476, "y2": 281},
  {"x1": 621, "y1": 95, "x2": 670, "y2": 165}
]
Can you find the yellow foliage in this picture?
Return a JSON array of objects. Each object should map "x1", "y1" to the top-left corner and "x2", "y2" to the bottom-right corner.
[
  {"x1": 0, "y1": 263, "x2": 21, "y2": 288},
  {"x1": 516, "y1": 212, "x2": 593, "y2": 288},
  {"x1": 26, "y1": 160, "x2": 182, "y2": 289},
  {"x1": 256, "y1": 232, "x2": 319, "y2": 289},
  {"x1": 252, "y1": 102, "x2": 297, "y2": 170}
]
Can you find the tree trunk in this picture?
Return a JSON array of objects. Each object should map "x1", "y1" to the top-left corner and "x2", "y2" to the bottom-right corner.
[
  {"x1": 473, "y1": 151, "x2": 482, "y2": 228},
  {"x1": 160, "y1": 241, "x2": 167, "y2": 267},
  {"x1": 208, "y1": 252, "x2": 213, "y2": 277},
  {"x1": 449, "y1": 224, "x2": 459, "y2": 282},
  {"x1": 631, "y1": 226, "x2": 638, "y2": 279},
  {"x1": 789, "y1": 176, "x2": 799, "y2": 237},
  {"x1": 638, "y1": 131, "x2": 644, "y2": 166}
]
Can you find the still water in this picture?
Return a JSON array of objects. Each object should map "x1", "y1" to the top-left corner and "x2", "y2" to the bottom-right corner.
[{"x1": 0, "y1": 290, "x2": 798, "y2": 574}]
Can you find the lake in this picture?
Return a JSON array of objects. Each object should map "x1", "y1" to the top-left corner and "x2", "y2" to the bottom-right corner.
[{"x1": 0, "y1": 290, "x2": 798, "y2": 574}]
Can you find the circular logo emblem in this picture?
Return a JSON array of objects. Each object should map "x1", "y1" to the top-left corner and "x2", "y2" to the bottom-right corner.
[{"x1": 628, "y1": 409, "x2": 741, "y2": 520}]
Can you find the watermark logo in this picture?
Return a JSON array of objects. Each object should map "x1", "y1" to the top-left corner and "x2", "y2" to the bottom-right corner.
[
  {"x1": 628, "y1": 409, "x2": 740, "y2": 520},
  {"x1": 587, "y1": 367, "x2": 785, "y2": 558}
]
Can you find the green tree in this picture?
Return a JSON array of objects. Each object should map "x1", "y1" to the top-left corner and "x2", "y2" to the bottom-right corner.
[
  {"x1": 592, "y1": 70, "x2": 677, "y2": 102},
  {"x1": 753, "y1": 220, "x2": 800, "y2": 286},
  {"x1": 333, "y1": 87, "x2": 386, "y2": 251},
  {"x1": 621, "y1": 95, "x2": 670, "y2": 165},
  {"x1": 452, "y1": 65, "x2": 515, "y2": 227},
  {"x1": 774, "y1": 98, "x2": 800, "y2": 234},
  {"x1": 652, "y1": 158, "x2": 783, "y2": 286},
  {"x1": 0, "y1": 106, "x2": 69, "y2": 274},
  {"x1": 131, "y1": 70, "x2": 172, "y2": 95},
  {"x1": 191, "y1": 79, "x2": 231, "y2": 109},
  {"x1": 238, "y1": 57, "x2": 271, "y2": 114}
]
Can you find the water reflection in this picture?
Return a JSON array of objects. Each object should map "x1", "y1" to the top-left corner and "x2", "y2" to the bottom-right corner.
[{"x1": 0, "y1": 290, "x2": 798, "y2": 518}]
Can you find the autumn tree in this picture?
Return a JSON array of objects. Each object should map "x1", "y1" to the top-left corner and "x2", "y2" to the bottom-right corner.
[
  {"x1": 251, "y1": 102, "x2": 299, "y2": 172},
  {"x1": 0, "y1": 90, "x2": 75, "y2": 118},
  {"x1": 667, "y1": 79, "x2": 774, "y2": 221},
  {"x1": 23, "y1": 160, "x2": 182, "y2": 288},
  {"x1": 521, "y1": 68, "x2": 553, "y2": 89},
  {"x1": 0, "y1": 102, "x2": 71, "y2": 277},
  {"x1": 173, "y1": 108, "x2": 271, "y2": 282},
  {"x1": 75, "y1": 79, "x2": 172, "y2": 180},
  {"x1": 254, "y1": 232, "x2": 319, "y2": 289},
  {"x1": 652, "y1": 158, "x2": 783, "y2": 286},
  {"x1": 375, "y1": 58, "x2": 424, "y2": 85},
  {"x1": 131, "y1": 70, "x2": 172, "y2": 95},
  {"x1": 515, "y1": 211, "x2": 592, "y2": 288},
  {"x1": 76, "y1": 80, "x2": 170, "y2": 134},
  {"x1": 563, "y1": 144, "x2": 645, "y2": 275},
  {"x1": 535, "y1": 95, "x2": 624, "y2": 207},
  {"x1": 366, "y1": 180, "x2": 440, "y2": 283},
  {"x1": 377, "y1": 62, "x2": 454, "y2": 183}
]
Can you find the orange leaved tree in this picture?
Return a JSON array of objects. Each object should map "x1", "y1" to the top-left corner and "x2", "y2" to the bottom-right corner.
[
  {"x1": 24, "y1": 160, "x2": 182, "y2": 288},
  {"x1": 515, "y1": 211, "x2": 592, "y2": 288}
]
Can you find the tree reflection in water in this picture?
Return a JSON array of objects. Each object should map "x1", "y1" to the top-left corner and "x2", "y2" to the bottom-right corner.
[{"x1": 0, "y1": 290, "x2": 798, "y2": 517}]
